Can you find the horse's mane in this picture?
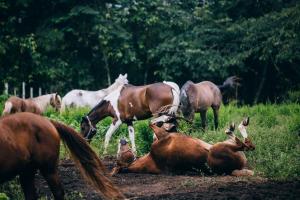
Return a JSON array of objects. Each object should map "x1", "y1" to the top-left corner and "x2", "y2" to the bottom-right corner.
[{"x1": 87, "y1": 100, "x2": 107, "y2": 115}]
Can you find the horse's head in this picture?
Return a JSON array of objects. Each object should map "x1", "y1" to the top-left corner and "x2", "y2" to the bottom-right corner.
[
  {"x1": 50, "y1": 93, "x2": 62, "y2": 111},
  {"x1": 150, "y1": 124, "x2": 169, "y2": 141},
  {"x1": 151, "y1": 114, "x2": 177, "y2": 133},
  {"x1": 80, "y1": 116, "x2": 97, "y2": 141},
  {"x1": 238, "y1": 117, "x2": 255, "y2": 151},
  {"x1": 115, "y1": 73, "x2": 128, "y2": 85}
]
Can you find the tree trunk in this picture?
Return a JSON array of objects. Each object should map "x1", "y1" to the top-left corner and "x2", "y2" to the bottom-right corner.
[
  {"x1": 103, "y1": 52, "x2": 111, "y2": 86},
  {"x1": 254, "y1": 65, "x2": 268, "y2": 104},
  {"x1": 144, "y1": 67, "x2": 148, "y2": 84}
]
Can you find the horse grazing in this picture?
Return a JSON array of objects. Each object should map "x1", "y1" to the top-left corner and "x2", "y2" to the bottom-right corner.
[
  {"x1": 180, "y1": 76, "x2": 240, "y2": 129},
  {"x1": 111, "y1": 139, "x2": 136, "y2": 176},
  {"x1": 112, "y1": 124, "x2": 210, "y2": 174},
  {"x1": 2, "y1": 93, "x2": 62, "y2": 115},
  {"x1": 80, "y1": 81, "x2": 180, "y2": 154},
  {"x1": 60, "y1": 74, "x2": 128, "y2": 112},
  {"x1": 0, "y1": 113, "x2": 124, "y2": 200},
  {"x1": 207, "y1": 117, "x2": 255, "y2": 176}
]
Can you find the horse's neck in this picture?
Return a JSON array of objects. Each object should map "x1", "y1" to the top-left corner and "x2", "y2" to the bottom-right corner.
[
  {"x1": 32, "y1": 94, "x2": 52, "y2": 111},
  {"x1": 101, "y1": 81, "x2": 123, "y2": 94},
  {"x1": 88, "y1": 102, "x2": 112, "y2": 125}
]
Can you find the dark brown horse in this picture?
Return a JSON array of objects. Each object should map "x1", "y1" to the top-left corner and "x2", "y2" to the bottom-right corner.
[
  {"x1": 80, "y1": 81, "x2": 180, "y2": 154},
  {"x1": 180, "y1": 76, "x2": 240, "y2": 129},
  {"x1": 114, "y1": 124, "x2": 210, "y2": 174},
  {"x1": 207, "y1": 118, "x2": 255, "y2": 176},
  {"x1": 0, "y1": 113, "x2": 124, "y2": 200}
]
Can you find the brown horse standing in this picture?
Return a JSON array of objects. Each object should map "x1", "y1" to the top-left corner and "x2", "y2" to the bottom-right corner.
[
  {"x1": 0, "y1": 113, "x2": 124, "y2": 200},
  {"x1": 81, "y1": 81, "x2": 180, "y2": 154},
  {"x1": 115, "y1": 124, "x2": 210, "y2": 174},
  {"x1": 180, "y1": 76, "x2": 240, "y2": 129},
  {"x1": 207, "y1": 118, "x2": 255, "y2": 176},
  {"x1": 2, "y1": 93, "x2": 61, "y2": 115}
]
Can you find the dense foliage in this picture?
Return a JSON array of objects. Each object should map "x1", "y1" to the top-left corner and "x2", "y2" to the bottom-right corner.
[{"x1": 0, "y1": 0, "x2": 299, "y2": 103}]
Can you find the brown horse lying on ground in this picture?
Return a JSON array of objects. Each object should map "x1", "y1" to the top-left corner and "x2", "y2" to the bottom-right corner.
[
  {"x1": 0, "y1": 113, "x2": 124, "y2": 200},
  {"x1": 113, "y1": 118, "x2": 254, "y2": 176},
  {"x1": 180, "y1": 76, "x2": 240, "y2": 129},
  {"x1": 114, "y1": 124, "x2": 210, "y2": 174},
  {"x1": 2, "y1": 93, "x2": 61, "y2": 115},
  {"x1": 207, "y1": 118, "x2": 255, "y2": 176}
]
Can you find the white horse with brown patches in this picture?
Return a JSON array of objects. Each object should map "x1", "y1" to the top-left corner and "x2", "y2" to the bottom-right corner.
[
  {"x1": 2, "y1": 93, "x2": 62, "y2": 115},
  {"x1": 80, "y1": 81, "x2": 180, "y2": 155},
  {"x1": 60, "y1": 74, "x2": 128, "y2": 112}
]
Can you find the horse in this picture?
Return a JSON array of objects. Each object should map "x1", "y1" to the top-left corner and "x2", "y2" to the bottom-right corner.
[
  {"x1": 2, "y1": 93, "x2": 62, "y2": 115},
  {"x1": 112, "y1": 124, "x2": 210, "y2": 174},
  {"x1": 207, "y1": 117, "x2": 255, "y2": 176},
  {"x1": 0, "y1": 112, "x2": 124, "y2": 200},
  {"x1": 80, "y1": 81, "x2": 180, "y2": 155},
  {"x1": 60, "y1": 74, "x2": 128, "y2": 112},
  {"x1": 180, "y1": 76, "x2": 240, "y2": 129},
  {"x1": 110, "y1": 139, "x2": 136, "y2": 176}
]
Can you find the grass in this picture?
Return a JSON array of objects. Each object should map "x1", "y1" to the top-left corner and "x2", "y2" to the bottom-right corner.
[
  {"x1": 45, "y1": 103, "x2": 300, "y2": 180},
  {"x1": 0, "y1": 98, "x2": 299, "y2": 199}
]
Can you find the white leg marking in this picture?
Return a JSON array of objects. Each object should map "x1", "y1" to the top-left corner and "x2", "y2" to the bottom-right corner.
[
  {"x1": 128, "y1": 125, "x2": 137, "y2": 155},
  {"x1": 103, "y1": 120, "x2": 122, "y2": 154}
]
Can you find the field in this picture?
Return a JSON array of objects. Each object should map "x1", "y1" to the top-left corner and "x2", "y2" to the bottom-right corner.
[{"x1": 0, "y1": 96, "x2": 299, "y2": 199}]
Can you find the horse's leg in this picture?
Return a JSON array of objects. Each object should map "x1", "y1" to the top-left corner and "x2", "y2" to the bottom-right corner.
[
  {"x1": 212, "y1": 106, "x2": 219, "y2": 130},
  {"x1": 19, "y1": 169, "x2": 37, "y2": 200},
  {"x1": 231, "y1": 169, "x2": 254, "y2": 176},
  {"x1": 104, "y1": 119, "x2": 122, "y2": 154},
  {"x1": 200, "y1": 110, "x2": 207, "y2": 130},
  {"x1": 126, "y1": 154, "x2": 161, "y2": 174},
  {"x1": 127, "y1": 122, "x2": 137, "y2": 155},
  {"x1": 40, "y1": 167, "x2": 64, "y2": 200}
]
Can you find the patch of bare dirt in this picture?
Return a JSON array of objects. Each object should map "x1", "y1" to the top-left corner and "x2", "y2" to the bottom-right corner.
[{"x1": 35, "y1": 158, "x2": 300, "y2": 200}]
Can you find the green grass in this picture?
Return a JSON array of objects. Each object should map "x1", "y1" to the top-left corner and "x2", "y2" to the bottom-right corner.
[
  {"x1": 45, "y1": 103, "x2": 300, "y2": 180},
  {"x1": 0, "y1": 100, "x2": 299, "y2": 199}
]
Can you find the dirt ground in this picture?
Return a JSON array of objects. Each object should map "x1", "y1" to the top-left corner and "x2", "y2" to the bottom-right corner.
[{"x1": 36, "y1": 158, "x2": 300, "y2": 200}]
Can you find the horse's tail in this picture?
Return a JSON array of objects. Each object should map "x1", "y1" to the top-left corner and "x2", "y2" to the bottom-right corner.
[
  {"x1": 50, "y1": 120, "x2": 125, "y2": 200},
  {"x1": 2, "y1": 101, "x2": 13, "y2": 115},
  {"x1": 179, "y1": 81, "x2": 195, "y2": 121},
  {"x1": 163, "y1": 81, "x2": 180, "y2": 114},
  {"x1": 218, "y1": 76, "x2": 240, "y2": 93}
]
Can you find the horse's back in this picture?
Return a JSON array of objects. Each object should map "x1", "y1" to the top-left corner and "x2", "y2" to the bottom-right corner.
[
  {"x1": 151, "y1": 133, "x2": 208, "y2": 170},
  {"x1": 118, "y1": 83, "x2": 174, "y2": 120},
  {"x1": 0, "y1": 113, "x2": 60, "y2": 180},
  {"x1": 194, "y1": 81, "x2": 222, "y2": 108},
  {"x1": 62, "y1": 89, "x2": 105, "y2": 108},
  {"x1": 207, "y1": 142, "x2": 246, "y2": 174}
]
